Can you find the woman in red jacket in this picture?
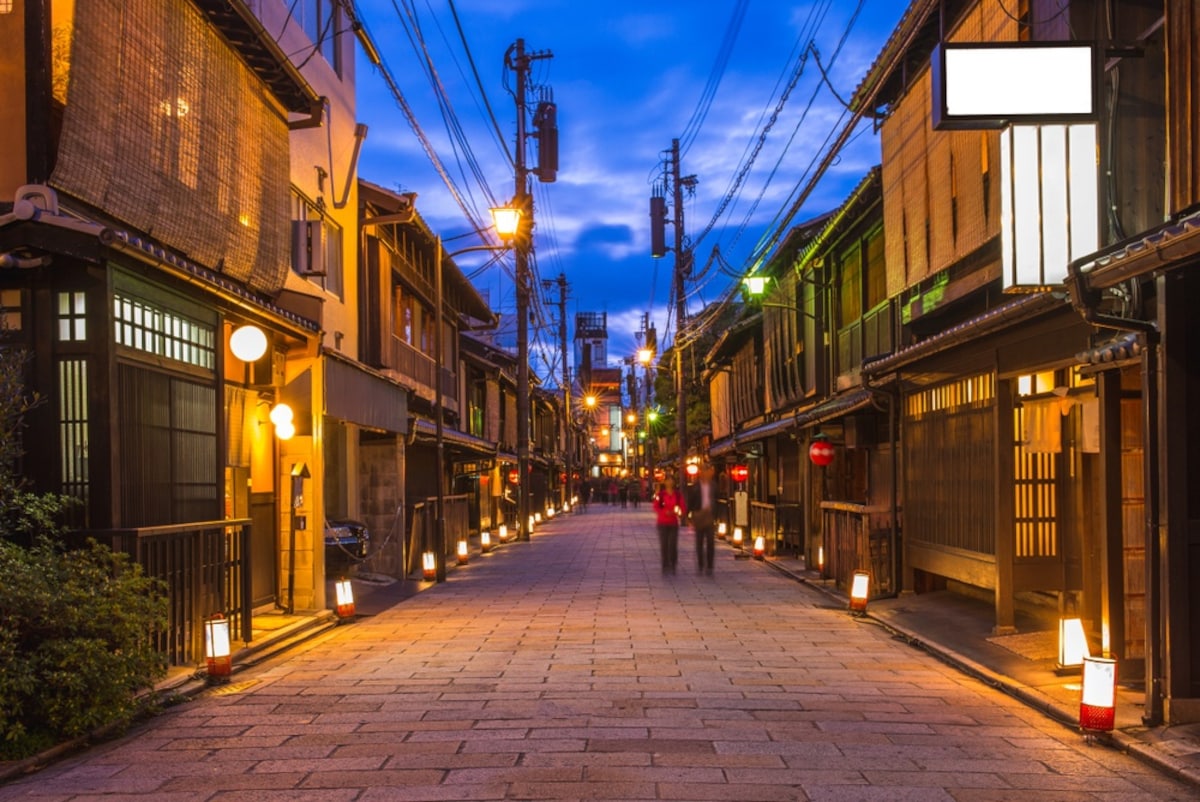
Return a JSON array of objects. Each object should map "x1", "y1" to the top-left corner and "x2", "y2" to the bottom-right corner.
[{"x1": 652, "y1": 476, "x2": 686, "y2": 575}]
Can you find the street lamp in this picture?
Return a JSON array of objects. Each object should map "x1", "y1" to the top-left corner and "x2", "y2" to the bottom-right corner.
[{"x1": 429, "y1": 206, "x2": 517, "y2": 581}]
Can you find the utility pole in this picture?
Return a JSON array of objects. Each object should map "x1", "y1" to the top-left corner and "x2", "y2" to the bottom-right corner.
[
  {"x1": 544, "y1": 273, "x2": 571, "y2": 511},
  {"x1": 506, "y1": 38, "x2": 553, "y2": 541},
  {"x1": 670, "y1": 138, "x2": 693, "y2": 489}
]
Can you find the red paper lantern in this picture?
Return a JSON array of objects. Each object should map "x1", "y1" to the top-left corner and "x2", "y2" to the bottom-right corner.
[
  {"x1": 508, "y1": 468, "x2": 519, "y2": 484},
  {"x1": 685, "y1": 462, "x2": 700, "y2": 478},
  {"x1": 730, "y1": 464, "x2": 749, "y2": 483},
  {"x1": 809, "y1": 437, "x2": 835, "y2": 466}
]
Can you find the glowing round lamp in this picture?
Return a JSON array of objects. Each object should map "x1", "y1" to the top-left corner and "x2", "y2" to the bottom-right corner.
[
  {"x1": 274, "y1": 420, "x2": 295, "y2": 440},
  {"x1": 508, "y1": 469, "x2": 519, "y2": 484},
  {"x1": 809, "y1": 435, "x2": 835, "y2": 467},
  {"x1": 229, "y1": 324, "x2": 267, "y2": 362},
  {"x1": 685, "y1": 462, "x2": 699, "y2": 479},
  {"x1": 421, "y1": 551, "x2": 437, "y2": 581},
  {"x1": 204, "y1": 613, "x2": 232, "y2": 680},
  {"x1": 269, "y1": 403, "x2": 293, "y2": 426},
  {"x1": 334, "y1": 578, "x2": 355, "y2": 619},
  {"x1": 730, "y1": 464, "x2": 749, "y2": 483}
]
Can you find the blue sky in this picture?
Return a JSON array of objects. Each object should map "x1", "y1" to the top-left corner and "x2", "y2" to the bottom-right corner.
[{"x1": 353, "y1": 1, "x2": 908, "y2": 376}]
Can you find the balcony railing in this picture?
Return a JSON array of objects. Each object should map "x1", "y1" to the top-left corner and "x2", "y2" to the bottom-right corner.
[
  {"x1": 78, "y1": 519, "x2": 251, "y2": 667},
  {"x1": 386, "y1": 335, "x2": 457, "y2": 410}
]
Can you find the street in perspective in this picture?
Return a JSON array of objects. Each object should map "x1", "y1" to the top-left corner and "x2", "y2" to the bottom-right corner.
[{"x1": 1, "y1": 506, "x2": 1194, "y2": 802}]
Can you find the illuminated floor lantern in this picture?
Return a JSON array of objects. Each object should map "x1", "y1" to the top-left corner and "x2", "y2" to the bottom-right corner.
[
  {"x1": 535, "y1": 512, "x2": 543, "y2": 524},
  {"x1": 528, "y1": 515, "x2": 536, "y2": 534},
  {"x1": 334, "y1": 578, "x2": 355, "y2": 619},
  {"x1": 752, "y1": 535, "x2": 766, "y2": 560},
  {"x1": 1057, "y1": 617, "x2": 1090, "y2": 673},
  {"x1": 481, "y1": 531, "x2": 493, "y2": 553},
  {"x1": 817, "y1": 545, "x2": 825, "y2": 577},
  {"x1": 849, "y1": 570, "x2": 871, "y2": 615},
  {"x1": 204, "y1": 613, "x2": 232, "y2": 681},
  {"x1": 717, "y1": 522, "x2": 727, "y2": 540},
  {"x1": 732, "y1": 527, "x2": 744, "y2": 549},
  {"x1": 498, "y1": 524, "x2": 509, "y2": 542},
  {"x1": 422, "y1": 550, "x2": 437, "y2": 581},
  {"x1": 547, "y1": 507, "x2": 555, "y2": 518},
  {"x1": 1080, "y1": 656, "x2": 1117, "y2": 733},
  {"x1": 457, "y1": 539, "x2": 470, "y2": 565}
]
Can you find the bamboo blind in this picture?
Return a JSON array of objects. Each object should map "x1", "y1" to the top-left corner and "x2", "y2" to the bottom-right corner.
[{"x1": 50, "y1": 0, "x2": 291, "y2": 295}]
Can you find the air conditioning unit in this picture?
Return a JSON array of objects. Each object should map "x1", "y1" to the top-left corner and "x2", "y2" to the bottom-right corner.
[{"x1": 291, "y1": 220, "x2": 326, "y2": 276}]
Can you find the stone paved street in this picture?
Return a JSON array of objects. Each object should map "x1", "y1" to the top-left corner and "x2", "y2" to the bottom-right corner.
[{"x1": 1, "y1": 507, "x2": 1195, "y2": 801}]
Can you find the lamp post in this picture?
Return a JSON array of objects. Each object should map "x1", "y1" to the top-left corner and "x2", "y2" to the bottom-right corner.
[
  {"x1": 431, "y1": 208, "x2": 518, "y2": 582},
  {"x1": 637, "y1": 347, "x2": 653, "y2": 485}
]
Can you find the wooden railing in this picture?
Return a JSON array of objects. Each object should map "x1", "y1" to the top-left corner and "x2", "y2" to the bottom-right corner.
[
  {"x1": 79, "y1": 519, "x2": 251, "y2": 667},
  {"x1": 405, "y1": 495, "x2": 471, "y2": 576},
  {"x1": 819, "y1": 501, "x2": 893, "y2": 598}
]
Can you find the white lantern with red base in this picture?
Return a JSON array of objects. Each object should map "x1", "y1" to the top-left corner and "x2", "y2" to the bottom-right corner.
[
  {"x1": 752, "y1": 535, "x2": 765, "y2": 560},
  {"x1": 481, "y1": 531, "x2": 493, "y2": 553},
  {"x1": 498, "y1": 524, "x2": 509, "y2": 542},
  {"x1": 717, "y1": 522, "x2": 727, "y2": 540},
  {"x1": 817, "y1": 545, "x2": 825, "y2": 578},
  {"x1": 848, "y1": 570, "x2": 871, "y2": 615},
  {"x1": 204, "y1": 613, "x2": 232, "y2": 681},
  {"x1": 334, "y1": 577, "x2": 355, "y2": 619},
  {"x1": 1080, "y1": 656, "x2": 1117, "y2": 733},
  {"x1": 457, "y1": 538, "x2": 469, "y2": 565},
  {"x1": 422, "y1": 550, "x2": 437, "y2": 581}
]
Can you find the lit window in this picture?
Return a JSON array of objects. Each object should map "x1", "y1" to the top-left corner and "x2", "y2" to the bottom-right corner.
[
  {"x1": 57, "y1": 291, "x2": 87, "y2": 342},
  {"x1": 1, "y1": 289, "x2": 22, "y2": 331}
]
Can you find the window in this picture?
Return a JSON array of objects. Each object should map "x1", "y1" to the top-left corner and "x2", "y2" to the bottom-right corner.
[
  {"x1": 0, "y1": 289, "x2": 22, "y2": 332},
  {"x1": 114, "y1": 293, "x2": 215, "y2": 371},
  {"x1": 298, "y1": 0, "x2": 342, "y2": 75},
  {"x1": 56, "y1": 292, "x2": 87, "y2": 342},
  {"x1": 839, "y1": 243, "x2": 862, "y2": 325}
]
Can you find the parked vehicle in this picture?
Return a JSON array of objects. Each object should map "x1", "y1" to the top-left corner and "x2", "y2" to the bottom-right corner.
[{"x1": 324, "y1": 519, "x2": 370, "y2": 568}]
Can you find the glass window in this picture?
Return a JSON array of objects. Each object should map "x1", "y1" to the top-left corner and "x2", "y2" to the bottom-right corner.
[
  {"x1": 57, "y1": 291, "x2": 87, "y2": 342},
  {"x1": 0, "y1": 289, "x2": 22, "y2": 332}
]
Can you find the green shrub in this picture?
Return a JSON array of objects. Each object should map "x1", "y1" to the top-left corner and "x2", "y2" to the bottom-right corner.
[{"x1": 0, "y1": 536, "x2": 168, "y2": 760}]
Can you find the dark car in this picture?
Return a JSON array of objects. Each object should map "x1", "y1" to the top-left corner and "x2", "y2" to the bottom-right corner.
[{"x1": 324, "y1": 519, "x2": 370, "y2": 568}]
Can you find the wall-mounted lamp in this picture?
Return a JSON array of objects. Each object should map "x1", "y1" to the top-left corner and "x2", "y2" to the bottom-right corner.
[
  {"x1": 204, "y1": 613, "x2": 232, "y2": 681},
  {"x1": 849, "y1": 570, "x2": 871, "y2": 615},
  {"x1": 334, "y1": 578, "x2": 355, "y2": 620},
  {"x1": 229, "y1": 324, "x2": 267, "y2": 363},
  {"x1": 269, "y1": 402, "x2": 295, "y2": 440}
]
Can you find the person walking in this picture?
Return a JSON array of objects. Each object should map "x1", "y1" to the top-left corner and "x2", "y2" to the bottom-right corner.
[
  {"x1": 686, "y1": 463, "x2": 718, "y2": 575},
  {"x1": 652, "y1": 477, "x2": 685, "y2": 575}
]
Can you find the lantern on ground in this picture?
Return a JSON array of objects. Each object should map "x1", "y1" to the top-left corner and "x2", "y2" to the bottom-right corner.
[
  {"x1": 498, "y1": 524, "x2": 509, "y2": 542},
  {"x1": 752, "y1": 535, "x2": 765, "y2": 560},
  {"x1": 717, "y1": 522, "x2": 727, "y2": 540},
  {"x1": 1080, "y1": 656, "x2": 1117, "y2": 733},
  {"x1": 849, "y1": 570, "x2": 871, "y2": 614},
  {"x1": 809, "y1": 434, "x2": 835, "y2": 467},
  {"x1": 730, "y1": 464, "x2": 749, "y2": 484},
  {"x1": 204, "y1": 613, "x2": 232, "y2": 680},
  {"x1": 457, "y1": 538, "x2": 469, "y2": 565},
  {"x1": 817, "y1": 545, "x2": 825, "y2": 577},
  {"x1": 1057, "y1": 617, "x2": 1090, "y2": 673},
  {"x1": 334, "y1": 578, "x2": 355, "y2": 619},
  {"x1": 481, "y1": 531, "x2": 493, "y2": 553},
  {"x1": 528, "y1": 515, "x2": 536, "y2": 534},
  {"x1": 422, "y1": 550, "x2": 437, "y2": 581},
  {"x1": 732, "y1": 527, "x2": 744, "y2": 549}
]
